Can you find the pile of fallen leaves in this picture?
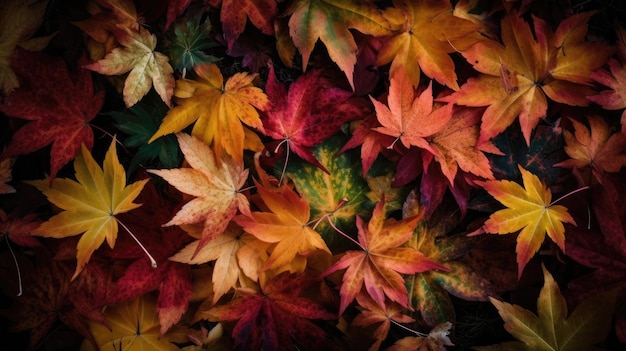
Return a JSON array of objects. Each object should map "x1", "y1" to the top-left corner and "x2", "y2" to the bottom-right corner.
[{"x1": 1, "y1": 0, "x2": 626, "y2": 350}]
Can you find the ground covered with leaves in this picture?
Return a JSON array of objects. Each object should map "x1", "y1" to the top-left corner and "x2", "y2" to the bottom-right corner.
[{"x1": 1, "y1": 0, "x2": 626, "y2": 350}]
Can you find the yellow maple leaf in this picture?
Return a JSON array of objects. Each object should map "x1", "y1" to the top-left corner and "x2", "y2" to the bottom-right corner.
[
  {"x1": 148, "y1": 133, "x2": 251, "y2": 257},
  {"x1": 0, "y1": 0, "x2": 54, "y2": 94},
  {"x1": 27, "y1": 138, "x2": 148, "y2": 280},
  {"x1": 149, "y1": 63, "x2": 268, "y2": 164},
  {"x1": 475, "y1": 264, "x2": 616, "y2": 351},
  {"x1": 84, "y1": 26, "x2": 174, "y2": 107},
  {"x1": 475, "y1": 166, "x2": 575, "y2": 279},
  {"x1": 81, "y1": 294, "x2": 190, "y2": 351}
]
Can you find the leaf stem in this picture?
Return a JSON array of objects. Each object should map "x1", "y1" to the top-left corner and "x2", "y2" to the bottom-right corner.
[
  {"x1": 550, "y1": 186, "x2": 590, "y2": 206},
  {"x1": 4, "y1": 235, "x2": 22, "y2": 296},
  {"x1": 116, "y1": 218, "x2": 157, "y2": 268},
  {"x1": 390, "y1": 319, "x2": 428, "y2": 337}
]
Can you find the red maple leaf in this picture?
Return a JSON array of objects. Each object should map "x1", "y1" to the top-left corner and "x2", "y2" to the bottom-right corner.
[
  {"x1": 0, "y1": 48, "x2": 105, "y2": 182},
  {"x1": 262, "y1": 65, "x2": 370, "y2": 173},
  {"x1": 203, "y1": 272, "x2": 336, "y2": 351}
]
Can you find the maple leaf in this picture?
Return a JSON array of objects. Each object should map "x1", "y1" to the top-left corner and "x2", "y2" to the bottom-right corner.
[
  {"x1": 148, "y1": 62, "x2": 268, "y2": 164},
  {"x1": 202, "y1": 272, "x2": 336, "y2": 351},
  {"x1": 376, "y1": 0, "x2": 482, "y2": 89},
  {"x1": 26, "y1": 138, "x2": 149, "y2": 280},
  {"x1": 428, "y1": 106, "x2": 499, "y2": 185},
  {"x1": 111, "y1": 93, "x2": 180, "y2": 175},
  {"x1": 554, "y1": 115, "x2": 626, "y2": 183},
  {"x1": 565, "y1": 177, "x2": 626, "y2": 342},
  {"x1": 387, "y1": 322, "x2": 454, "y2": 351},
  {"x1": 0, "y1": 0, "x2": 54, "y2": 95},
  {"x1": 262, "y1": 65, "x2": 370, "y2": 173},
  {"x1": 207, "y1": 0, "x2": 277, "y2": 50},
  {"x1": 164, "y1": 0, "x2": 192, "y2": 30},
  {"x1": 166, "y1": 14, "x2": 220, "y2": 72},
  {"x1": 340, "y1": 115, "x2": 397, "y2": 177},
  {"x1": 81, "y1": 294, "x2": 191, "y2": 351},
  {"x1": 474, "y1": 264, "x2": 617, "y2": 351},
  {"x1": 170, "y1": 223, "x2": 262, "y2": 305},
  {"x1": 372, "y1": 68, "x2": 453, "y2": 153},
  {"x1": 474, "y1": 166, "x2": 576, "y2": 279},
  {"x1": 234, "y1": 181, "x2": 331, "y2": 272},
  {"x1": 589, "y1": 58, "x2": 626, "y2": 131},
  {"x1": 148, "y1": 133, "x2": 251, "y2": 257},
  {"x1": 7, "y1": 249, "x2": 100, "y2": 350},
  {"x1": 440, "y1": 10, "x2": 614, "y2": 145},
  {"x1": 0, "y1": 210, "x2": 41, "y2": 248},
  {"x1": 72, "y1": 0, "x2": 139, "y2": 60},
  {"x1": 0, "y1": 48, "x2": 105, "y2": 182},
  {"x1": 283, "y1": 0, "x2": 400, "y2": 89},
  {"x1": 322, "y1": 200, "x2": 447, "y2": 315},
  {"x1": 85, "y1": 26, "x2": 174, "y2": 107},
  {"x1": 405, "y1": 193, "x2": 496, "y2": 327},
  {"x1": 351, "y1": 292, "x2": 415, "y2": 351},
  {"x1": 0, "y1": 157, "x2": 15, "y2": 194}
]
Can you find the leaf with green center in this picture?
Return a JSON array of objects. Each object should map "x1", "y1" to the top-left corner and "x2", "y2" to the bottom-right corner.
[
  {"x1": 166, "y1": 15, "x2": 220, "y2": 72},
  {"x1": 284, "y1": 133, "x2": 372, "y2": 252},
  {"x1": 111, "y1": 93, "x2": 180, "y2": 175}
]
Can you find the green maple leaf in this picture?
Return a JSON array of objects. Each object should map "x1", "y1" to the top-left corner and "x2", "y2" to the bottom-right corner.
[
  {"x1": 111, "y1": 93, "x2": 180, "y2": 174},
  {"x1": 166, "y1": 15, "x2": 221, "y2": 72}
]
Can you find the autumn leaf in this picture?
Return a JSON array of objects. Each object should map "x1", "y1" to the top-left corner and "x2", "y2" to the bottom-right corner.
[
  {"x1": 262, "y1": 65, "x2": 370, "y2": 173},
  {"x1": 376, "y1": 0, "x2": 482, "y2": 89},
  {"x1": 0, "y1": 0, "x2": 54, "y2": 94},
  {"x1": 234, "y1": 181, "x2": 330, "y2": 272},
  {"x1": 283, "y1": 0, "x2": 400, "y2": 89},
  {"x1": 0, "y1": 210, "x2": 41, "y2": 248},
  {"x1": 350, "y1": 292, "x2": 415, "y2": 351},
  {"x1": 474, "y1": 166, "x2": 576, "y2": 279},
  {"x1": 207, "y1": 0, "x2": 277, "y2": 50},
  {"x1": 474, "y1": 264, "x2": 617, "y2": 351},
  {"x1": 72, "y1": 0, "x2": 139, "y2": 60},
  {"x1": 169, "y1": 223, "x2": 263, "y2": 305},
  {"x1": 440, "y1": 10, "x2": 614, "y2": 145},
  {"x1": 149, "y1": 63, "x2": 268, "y2": 164},
  {"x1": 202, "y1": 272, "x2": 336, "y2": 351},
  {"x1": 340, "y1": 115, "x2": 397, "y2": 177},
  {"x1": 554, "y1": 115, "x2": 626, "y2": 183},
  {"x1": 589, "y1": 58, "x2": 626, "y2": 130},
  {"x1": 387, "y1": 322, "x2": 454, "y2": 351},
  {"x1": 0, "y1": 48, "x2": 105, "y2": 182},
  {"x1": 372, "y1": 68, "x2": 453, "y2": 153},
  {"x1": 429, "y1": 106, "x2": 499, "y2": 184},
  {"x1": 322, "y1": 200, "x2": 448, "y2": 316},
  {"x1": 0, "y1": 158, "x2": 15, "y2": 194},
  {"x1": 85, "y1": 26, "x2": 174, "y2": 107},
  {"x1": 81, "y1": 294, "x2": 190, "y2": 351},
  {"x1": 284, "y1": 134, "x2": 372, "y2": 251},
  {"x1": 148, "y1": 133, "x2": 251, "y2": 257},
  {"x1": 26, "y1": 138, "x2": 149, "y2": 280}
]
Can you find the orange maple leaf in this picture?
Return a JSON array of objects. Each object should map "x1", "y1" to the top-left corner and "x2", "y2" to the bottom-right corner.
[
  {"x1": 322, "y1": 200, "x2": 447, "y2": 315},
  {"x1": 234, "y1": 182, "x2": 331, "y2": 272},
  {"x1": 148, "y1": 133, "x2": 250, "y2": 258},
  {"x1": 149, "y1": 63, "x2": 268, "y2": 164},
  {"x1": 475, "y1": 166, "x2": 576, "y2": 279},
  {"x1": 554, "y1": 115, "x2": 626, "y2": 183},
  {"x1": 440, "y1": 10, "x2": 614, "y2": 145},
  {"x1": 372, "y1": 67, "x2": 453, "y2": 153},
  {"x1": 376, "y1": 0, "x2": 482, "y2": 89}
]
